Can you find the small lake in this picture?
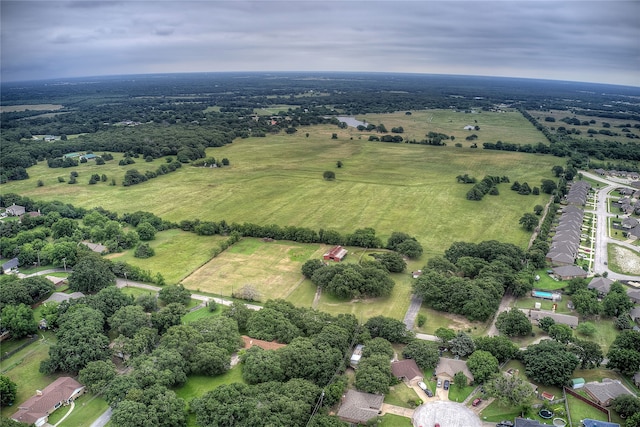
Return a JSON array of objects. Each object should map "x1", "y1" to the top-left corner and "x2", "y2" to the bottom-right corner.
[{"x1": 336, "y1": 116, "x2": 368, "y2": 128}]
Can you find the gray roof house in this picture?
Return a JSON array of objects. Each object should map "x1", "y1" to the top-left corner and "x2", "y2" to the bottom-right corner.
[
  {"x1": 43, "y1": 292, "x2": 85, "y2": 304},
  {"x1": 435, "y1": 357, "x2": 474, "y2": 384},
  {"x1": 11, "y1": 377, "x2": 85, "y2": 426},
  {"x1": 337, "y1": 390, "x2": 383, "y2": 425},
  {"x1": 391, "y1": 359, "x2": 423, "y2": 385},
  {"x1": 627, "y1": 289, "x2": 640, "y2": 303},
  {"x1": 552, "y1": 265, "x2": 588, "y2": 280},
  {"x1": 1, "y1": 257, "x2": 19, "y2": 273},
  {"x1": 6, "y1": 204, "x2": 26, "y2": 216},
  {"x1": 583, "y1": 378, "x2": 634, "y2": 406},
  {"x1": 528, "y1": 310, "x2": 579, "y2": 328},
  {"x1": 629, "y1": 306, "x2": 640, "y2": 322},
  {"x1": 588, "y1": 277, "x2": 614, "y2": 296}
]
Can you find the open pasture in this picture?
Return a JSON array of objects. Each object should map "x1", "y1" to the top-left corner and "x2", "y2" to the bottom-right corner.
[
  {"x1": 2, "y1": 120, "x2": 556, "y2": 260},
  {"x1": 0, "y1": 104, "x2": 64, "y2": 112},
  {"x1": 106, "y1": 229, "x2": 228, "y2": 284},
  {"x1": 533, "y1": 109, "x2": 640, "y2": 144},
  {"x1": 352, "y1": 109, "x2": 546, "y2": 147},
  {"x1": 182, "y1": 238, "x2": 325, "y2": 300}
]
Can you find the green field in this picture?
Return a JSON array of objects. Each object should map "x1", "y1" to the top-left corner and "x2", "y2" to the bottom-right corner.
[
  {"x1": 384, "y1": 382, "x2": 420, "y2": 408},
  {"x1": 358, "y1": 109, "x2": 547, "y2": 147},
  {"x1": 1, "y1": 119, "x2": 556, "y2": 262},
  {"x1": 107, "y1": 229, "x2": 228, "y2": 284}
]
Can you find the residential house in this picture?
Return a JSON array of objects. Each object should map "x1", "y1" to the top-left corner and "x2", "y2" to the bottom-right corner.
[
  {"x1": 629, "y1": 306, "x2": 640, "y2": 323},
  {"x1": 622, "y1": 218, "x2": 639, "y2": 229},
  {"x1": 633, "y1": 372, "x2": 640, "y2": 388},
  {"x1": 323, "y1": 245, "x2": 347, "y2": 262},
  {"x1": 582, "y1": 419, "x2": 620, "y2": 427},
  {"x1": 515, "y1": 418, "x2": 548, "y2": 427},
  {"x1": 11, "y1": 377, "x2": 85, "y2": 427},
  {"x1": 337, "y1": 390, "x2": 383, "y2": 425},
  {"x1": 1, "y1": 257, "x2": 19, "y2": 273},
  {"x1": 45, "y1": 276, "x2": 66, "y2": 287},
  {"x1": 627, "y1": 288, "x2": 640, "y2": 304},
  {"x1": 528, "y1": 309, "x2": 579, "y2": 328},
  {"x1": 391, "y1": 359, "x2": 423, "y2": 385},
  {"x1": 583, "y1": 378, "x2": 634, "y2": 406},
  {"x1": 587, "y1": 277, "x2": 614, "y2": 297},
  {"x1": 552, "y1": 265, "x2": 588, "y2": 280},
  {"x1": 6, "y1": 204, "x2": 26, "y2": 216},
  {"x1": 435, "y1": 357, "x2": 474, "y2": 385}
]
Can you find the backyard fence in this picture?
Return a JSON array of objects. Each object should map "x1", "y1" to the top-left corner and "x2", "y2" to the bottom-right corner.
[{"x1": 563, "y1": 386, "x2": 611, "y2": 422}]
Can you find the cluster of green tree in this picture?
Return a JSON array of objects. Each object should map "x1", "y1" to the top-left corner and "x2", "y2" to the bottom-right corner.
[
  {"x1": 524, "y1": 203, "x2": 557, "y2": 268},
  {"x1": 465, "y1": 175, "x2": 509, "y2": 201},
  {"x1": 606, "y1": 330, "x2": 640, "y2": 376},
  {"x1": 413, "y1": 241, "x2": 530, "y2": 321},
  {"x1": 516, "y1": 109, "x2": 640, "y2": 163},
  {"x1": 611, "y1": 395, "x2": 640, "y2": 427},
  {"x1": 191, "y1": 157, "x2": 230, "y2": 167},
  {"x1": 565, "y1": 280, "x2": 634, "y2": 324},
  {"x1": 302, "y1": 261, "x2": 394, "y2": 299},
  {"x1": 510, "y1": 181, "x2": 539, "y2": 195},
  {"x1": 0, "y1": 276, "x2": 54, "y2": 311},
  {"x1": 355, "y1": 337, "x2": 395, "y2": 394},
  {"x1": 122, "y1": 160, "x2": 182, "y2": 186}
]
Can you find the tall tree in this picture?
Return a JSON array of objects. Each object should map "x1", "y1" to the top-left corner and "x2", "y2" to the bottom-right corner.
[
  {"x1": 68, "y1": 253, "x2": 116, "y2": 293},
  {"x1": 467, "y1": 350, "x2": 499, "y2": 383},
  {"x1": 0, "y1": 375, "x2": 17, "y2": 406},
  {"x1": 496, "y1": 309, "x2": 532, "y2": 337},
  {"x1": 0, "y1": 303, "x2": 37, "y2": 338}
]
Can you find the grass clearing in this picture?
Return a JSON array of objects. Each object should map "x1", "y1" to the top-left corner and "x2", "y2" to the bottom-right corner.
[
  {"x1": 182, "y1": 238, "x2": 323, "y2": 301},
  {"x1": 379, "y1": 413, "x2": 413, "y2": 426},
  {"x1": 2, "y1": 121, "x2": 556, "y2": 262},
  {"x1": 175, "y1": 364, "x2": 244, "y2": 402},
  {"x1": 447, "y1": 384, "x2": 475, "y2": 403},
  {"x1": 0, "y1": 336, "x2": 61, "y2": 419},
  {"x1": 182, "y1": 305, "x2": 225, "y2": 323},
  {"x1": 413, "y1": 307, "x2": 489, "y2": 336},
  {"x1": 480, "y1": 399, "x2": 522, "y2": 422},
  {"x1": 384, "y1": 382, "x2": 420, "y2": 408},
  {"x1": 107, "y1": 229, "x2": 227, "y2": 284},
  {"x1": 57, "y1": 393, "x2": 109, "y2": 427},
  {"x1": 565, "y1": 394, "x2": 610, "y2": 424}
]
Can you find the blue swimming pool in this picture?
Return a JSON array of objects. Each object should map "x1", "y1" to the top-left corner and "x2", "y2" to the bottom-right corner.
[{"x1": 532, "y1": 290, "x2": 553, "y2": 299}]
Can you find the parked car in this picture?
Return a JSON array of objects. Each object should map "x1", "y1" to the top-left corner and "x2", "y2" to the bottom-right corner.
[
  {"x1": 418, "y1": 381, "x2": 428, "y2": 392},
  {"x1": 436, "y1": 378, "x2": 442, "y2": 388},
  {"x1": 426, "y1": 389, "x2": 433, "y2": 397},
  {"x1": 472, "y1": 398, "x2": 482, "y2": 406},
  {"x1": 497, "y1": 421, "x2": 514, "y2": 427},
  {"x1": 443, "y1": 380, "x2": 450, "y2": 390}
]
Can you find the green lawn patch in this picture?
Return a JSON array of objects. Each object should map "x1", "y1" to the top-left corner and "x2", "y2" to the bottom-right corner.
[
  {"x1": 57, "y1": 393, "x2": 109, "y2": 427},
  {"x1": 513, "y1": 296, "x2": 571, "y2": 314},
  {"x1": 106, "y1": 229, "x2": 228, "y2": 284},
  {"x1": 285, "y1": 278, "x2": 317, "y2": 307},
  {"x1": 384, "y1": 382, "x2": 421, "y2": 408},
  {"x1": 413, "y1": 307, "x2": 489, "y2": 336},
  {"x1": 120, "y1": 286, "x2": 157, "y2": 299},
  {"x1": 175, "y1": 364, "x2": 244, "y2": 402},
  {"x1": 447, "y1": 384, "x2": 475, "y2": 403},
  {"x1": 565, "y1": 394, "x2": 609, "y2": 424},
  {"x1": 533, "y1": 270, "x2": 567, "y2": 291},
  {"x1": 182, "y1": 305, "x2": 224, "y2": 323},
  {"x1": 0, "y1": 337, "x2": 62, "y2": 419},
  {"x1": 378, "y1": 413, "x2": 413, "y2": 427},
  {"x1": 480, "y1": 399, "x2": 522, "y2": 422}
]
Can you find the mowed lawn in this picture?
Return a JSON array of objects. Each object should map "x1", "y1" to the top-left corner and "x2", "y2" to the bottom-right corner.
[
  {"x1": 106, "y1": 229, "x2": 228, "y2": 284},
  {"x1": 2, "y1": 118, "x2": 557, "y2": 260},
  {"x1": 182, "y1": 238, "x2": 325, "y2": 300}
]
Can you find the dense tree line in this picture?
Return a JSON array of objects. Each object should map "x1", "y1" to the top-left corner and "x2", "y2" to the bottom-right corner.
[
  {"x1": 413, "y1": 240, "x2": 529, "y2": 321},
  {"x1": 304, "y1": 262, "x2": 395, "y2": 299}
]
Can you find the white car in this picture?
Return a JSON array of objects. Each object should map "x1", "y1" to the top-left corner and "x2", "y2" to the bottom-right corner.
[{"x1": 418, "y1": 381, "x2": 428, "y2": 392}]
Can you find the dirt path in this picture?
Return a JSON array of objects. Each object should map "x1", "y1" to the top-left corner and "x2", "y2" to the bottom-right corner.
[
  {"x1": 486, "y1": 294, "x2": 516, "y2": 337},
  {"x1": 312, "y1": 287, "x2": 321, "y2": 309}
]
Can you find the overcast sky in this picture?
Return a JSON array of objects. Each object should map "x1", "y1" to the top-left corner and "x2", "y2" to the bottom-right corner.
[{"x1": 1, "y1": 1, "x2": 639, "y2": 86}]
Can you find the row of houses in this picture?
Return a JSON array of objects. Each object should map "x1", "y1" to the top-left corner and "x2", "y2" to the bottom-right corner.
[
  {"x1": 613, "y1": 195, "x2": 640, "y2": 217},
  {"x1": 593, "y1": 168, "x2": 640, "y2": 180},
  {"x1": 546, "y1": 205, "x2": 587, "y2": 266}
]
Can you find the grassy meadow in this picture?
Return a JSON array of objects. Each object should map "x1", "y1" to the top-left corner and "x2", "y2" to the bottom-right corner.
[{"x1": 1, "y1": 114, "x2": 557, "y2": 262}]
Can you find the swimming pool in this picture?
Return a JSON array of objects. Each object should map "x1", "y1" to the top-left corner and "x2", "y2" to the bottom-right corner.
[{"x1": 532, "y1": 290, "x2": 554, "y2": 299}]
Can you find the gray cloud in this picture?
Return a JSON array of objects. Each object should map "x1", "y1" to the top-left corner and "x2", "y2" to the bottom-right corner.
[{"x1": 1, "y1": 0, "x2": 638, "y2": 85}]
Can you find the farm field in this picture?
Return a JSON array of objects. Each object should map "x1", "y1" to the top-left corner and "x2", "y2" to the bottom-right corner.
[
  {"x1": 1, "y1": 120, "x2": 556, "y2": 261},
  {"x1": 356, "y1": 109, "x2": 546, "y2": 147},
  {"x1": 107, "y1": 229, "x2": 228, "y2": 284}
]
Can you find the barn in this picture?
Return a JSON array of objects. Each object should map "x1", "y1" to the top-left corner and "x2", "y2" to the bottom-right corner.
[{"x1": 323, "y1": 245, "x2": 347, "y2": 262}]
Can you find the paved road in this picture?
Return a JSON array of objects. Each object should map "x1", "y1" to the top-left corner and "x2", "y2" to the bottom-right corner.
[
  {"x1": 89, "y1": 407, "x2": 112, "y2": 427},
  {"x1": 580, "y1": 170, "x2": 640, "y2": 281},
  {"x1": 403, "y1": 294, "x2": 422, "y2": 330}
]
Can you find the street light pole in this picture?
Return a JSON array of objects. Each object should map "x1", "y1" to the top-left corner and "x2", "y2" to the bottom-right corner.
[{"x1": 62, "y1": 257, "x2": 67, "y2": 273}]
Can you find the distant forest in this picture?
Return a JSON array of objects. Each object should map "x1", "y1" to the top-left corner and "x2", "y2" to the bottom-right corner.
[{"x1": 2, "y1": 72, "x2": 640, "y2": 182}]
